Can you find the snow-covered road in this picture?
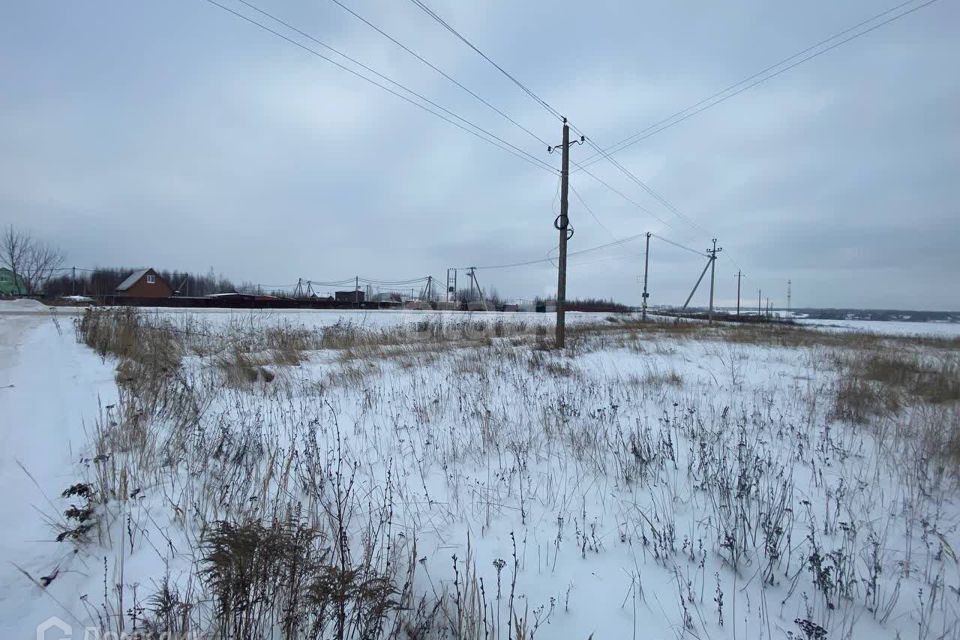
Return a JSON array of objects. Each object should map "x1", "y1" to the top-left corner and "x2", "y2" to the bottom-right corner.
[{"x1": 0, "y1": 313, "x2": 117, "y2": 638}]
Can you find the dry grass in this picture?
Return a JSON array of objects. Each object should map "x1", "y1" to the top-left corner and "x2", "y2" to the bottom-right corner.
[
  {"x1": 831, "y1": 348, "x2": 960, "y2": 466},
  {"x1": 644, "y1": 368, "x2": 684, "y2": 388},
  {"x1": 78, "y1": 308, "x2": 182, "y2": 374},
  {"x1": 832, "y1": 350, "x2": 960, "y2": 418},
  {"x1": 57, "y1": 307, "x2": 960, "y2": 638},
  {"x1": 215, "y1": 350, "x2": 277, "y2": 386}
]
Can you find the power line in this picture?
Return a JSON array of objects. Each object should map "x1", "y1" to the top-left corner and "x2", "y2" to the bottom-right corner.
[
  {"x1": 569, "y1": 183, "x2": 617, "y2": 241},
  {"x1": 398, "y1": 0, "x2": 713, "y2": 243},
  {"x1": 573, "y1": 163, "x2": 684, "y2": 234},
  {"x1": 462, "y1": 232, "x2": 653, "y2": 271},
  {"x1": 327, "y1": 0, "x2": 552, "y2": 148},
  {"x1": 331, "y1": 0, "x2": 683, "y2": 248},
  {"x1": 651, "y1": 233, "x2": 707, "y2": 257},
  {"x1": 556, "y1": 236, "x2": 636, "y2": 263},
  {"x1": 359, "y1": 276, "x2": 431, "y2": 285},
  {"x1": 579, "y1": 0, "x2": 943, "y2": 164},
  {"x1": 406, "y1": 0, "x2": 564, "y2": 122},
  {"x1": 231, "y1": 0, "x2": 554, "y2": 171},
  {"x1": 399, "y1": 0, "x2": 703, "y2": 249},
  {"x1": 571, "y1": 130, "x2": 712, "y2": 238},
  {"x1": 201, "y1": 0, "x2": 557, "y2": 174},
  {"x1": 301, "y1": 278, "x2": 357, "y2": 287},
  {"x1": 568, "y1": 184, "x2": 653, "y2": 265},
  {"x1": 565, "y1": 0, "x2": 943, "y2": 261}
]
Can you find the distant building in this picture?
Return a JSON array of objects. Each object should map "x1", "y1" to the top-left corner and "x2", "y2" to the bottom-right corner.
[
  {"x1": 115, "y1": 268, "x2": 173, "y2": 298},
  {"x1": 0, "y1": 268, "x2": 24, "y2": 295},
  {"x1": 335, "y1": 290, "x2": 364, "y2": 304}
]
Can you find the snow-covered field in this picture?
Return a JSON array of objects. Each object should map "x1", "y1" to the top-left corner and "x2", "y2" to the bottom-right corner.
[
  {"x1": 0, "y1": 300, "x2": 609, "y2": 327},
  {"x1": 798, "y1": 317, "x2": 960, "y2": 338},
  {"x1": 2, "y1": 304, "x2": 959, "y2": 639}
]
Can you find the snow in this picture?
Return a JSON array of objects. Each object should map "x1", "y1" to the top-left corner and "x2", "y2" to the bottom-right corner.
[
  {"x1": 130, "y1": 306, "x2": 616, "y2": 330},
  {"x1": 799, "y1": 317, "x2": 960, "y2": 337},
  {"x1": 0, "y1": 298, "x2": 49, "y2": 313},
  {"x1": 1, "y1": 309, "x2": 958, "y2": 639},
  {"x1": 0, "y1": 314, "x2": 117, "y2": 637}
]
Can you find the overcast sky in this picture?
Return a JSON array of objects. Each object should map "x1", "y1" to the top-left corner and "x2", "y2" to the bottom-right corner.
[{"x1": 2, "y1": 0, "x2": 957, "y2": 309}]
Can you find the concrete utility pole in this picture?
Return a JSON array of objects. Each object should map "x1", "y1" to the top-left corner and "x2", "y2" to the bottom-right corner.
[
  {"x1": 548, "y1": 118, "x2": 584, "y2": 348},
  {"x1": 355, "y1": 276, "x2": 360, "y2": 307},
  {"x1": 706, "y1": 239, "x2": 722, "y2": 324},
  {"x1": 735, "y1": 270, "x2": 743, "y2": 316},
  {"x1": 787, "y1": 279, "x2": 792, "y2": 317},
  {"x1": 682, "y1": 256, "x2": 713, "y2": 310},
  {"x1": 72, "y1": 266, "x2": 77, "y2": 296},
  {"x1": 758, "y1": 289, "x2": 762, "y2": 319},
  {"x1": 641, "y1": 232, "x2": 651, "y2": 321},
  {"x1": 467, "y1": 267, "x2": 476, "y2": 301}
]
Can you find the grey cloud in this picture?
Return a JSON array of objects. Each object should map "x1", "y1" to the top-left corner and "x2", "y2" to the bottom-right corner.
[{"x1": 1, "y1": 0, "x2": 957, "y2": 309}]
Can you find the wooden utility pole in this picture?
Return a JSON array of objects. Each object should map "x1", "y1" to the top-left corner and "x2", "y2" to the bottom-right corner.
[
  {"x1": 707, "y1": 239, "x2": 722, "y2": 324},
  {"x1": 548, "y1": 118, "x2": 583, "y2": 348},
  {"x1": 735, "y1": 270, "x2": 743, "y2": 316},
  {"x1": 641, "y1": 232, "x2": 651, "y2": 321}
]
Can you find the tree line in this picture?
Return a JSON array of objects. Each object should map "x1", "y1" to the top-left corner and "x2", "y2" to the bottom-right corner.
[
  {"x1": 2, "y1": 225, "x2": 242, "y2": 298},
  {"x1": 4, "y1": 226, "x2": 633, "y2": 310},
  {"x1": 43, "y1": 267, "x2": 240, "y2": 298}
]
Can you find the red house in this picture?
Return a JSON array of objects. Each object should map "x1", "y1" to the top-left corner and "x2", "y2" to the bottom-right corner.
[{"x1": 115, "y1": 268, "x2": 173, "y2": 298}]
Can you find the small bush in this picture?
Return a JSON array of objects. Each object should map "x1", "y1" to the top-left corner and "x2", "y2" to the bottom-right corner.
[{"x1": 201, "y1": 517, "x2": 402, "y2": 639}]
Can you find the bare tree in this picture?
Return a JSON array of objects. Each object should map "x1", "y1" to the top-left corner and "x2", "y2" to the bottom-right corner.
[{"x1": 1, "y1": 226, "x2": 65, "y2": 295}]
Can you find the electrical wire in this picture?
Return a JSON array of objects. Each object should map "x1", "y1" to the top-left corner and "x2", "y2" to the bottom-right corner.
[
  {"x1": 302, "y1": 278, "x2": 357, "y2": 287},
  {"x1": 406, "y1": 0, "x2": 564, "y2": 122},
  {"x1": 569, "y1": 0, "x2": 943, "y2": 255},
  {"x1": 397, "y1": 0, "x2": 715, "y2": 245},
  {"x1": 569, "y1": 183, "x2": 617, "y2": 241},
  {"x1": 573, "y1": 163, "x2": 682, "y2": 234},
  {"x1": 398, "y1": 0, "x2": 710, "y2": 250},
  {"x1": 327, "y1": 0, "x2": 552, "y2": 148},
  {"x1": 359, "y1": 276, "x2": 431, "y2": 285},
  {"x1": 651, "y1": 233, "x2": 708, "y2": 257},
  {"x1": 571, "y1": 128, "x2": 712, "y2": 238},
  {"x1": 578, "y1": 0, "x2": 943, "y2": 165},
  {"x1": 231, "y1": 0, "x2": 555, "y2": 173},
  {"x1": 201, "y1": 0, "x2": 558, "y2": 174},
  {"x1": 461, "y1": 232, "x2": 650, "y2": 271}
]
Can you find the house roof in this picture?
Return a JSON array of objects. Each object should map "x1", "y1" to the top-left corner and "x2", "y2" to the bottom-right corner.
[{"x1": 116, "y1": 268, "x2": 152, "y2": 291}]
